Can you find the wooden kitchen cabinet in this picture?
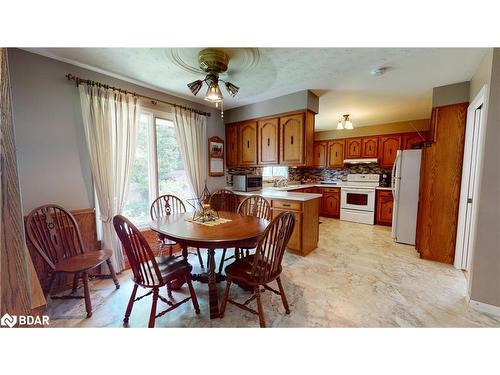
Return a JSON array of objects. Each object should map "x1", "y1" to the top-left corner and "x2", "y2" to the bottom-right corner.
[
  {"x1": 238, "y1": 121, "x2": 258, "y2": 166},
  {"x1": 257, "y1": 117, "x2": 279, "y2": 165},
  {"x1": 376, "y1": 190, "x2": 393, "y2": 225},
  {"x1": 280, "y1": 113, "x2": 305, "y2": 165},
  {"x1": 272, "y1": 197, "x2": 320, "y2": 256},
  {"x1": 416, "y1": 102, "x2": 468, "y2": 264},
  {"x1": 361, "y1": 136, "x2": 379, "y2": 158},
  {"x1": 225, "y1": 123, "x2": 239, "y2": 167},
  {"x1": 378, "y1": 134, "x2": 401, "y2": 168},
  {"x1": 345, "y1": 138, "x2": 361, "y2": 158},
  {"x1": 322, "y1": 187, "x2": 340, "y2": 218},
  {"x1": 313, "y1": 141, "x2": 327, "y2": 167},
  {"x1": 327, "y1": 139, "x2": 344, "y2": 168},
  {"x1": 402, "y1": 131, "x2": 428, "y2": 150}
]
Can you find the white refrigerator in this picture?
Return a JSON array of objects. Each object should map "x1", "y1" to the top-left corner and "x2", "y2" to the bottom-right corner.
[{"x1": 391, "y1": 149, "x2": 422, "y2": 245}]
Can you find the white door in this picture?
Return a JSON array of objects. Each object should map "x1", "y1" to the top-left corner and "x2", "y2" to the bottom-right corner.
[{"x1": 455, "y1": 87, "x2": 486, "y2": 270}]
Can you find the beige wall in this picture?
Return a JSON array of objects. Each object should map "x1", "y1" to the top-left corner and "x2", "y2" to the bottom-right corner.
[
  {"x1": 314, "y1": 119, "x2": 430, "y2": 140},
  {"x1": 432, "y1": 81, "x2": 470, "y2": 107},
  {"x1": 469, "y1": 48, "x2": 500, "y2": 308},
  {"x1": 8, "y1": 48, "x2": 226, "y2": 213}
]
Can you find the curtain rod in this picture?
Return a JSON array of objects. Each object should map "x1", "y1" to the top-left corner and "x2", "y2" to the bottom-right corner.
[{"x1": 65, "y1": 74, "x2": 211, "y2": 117}]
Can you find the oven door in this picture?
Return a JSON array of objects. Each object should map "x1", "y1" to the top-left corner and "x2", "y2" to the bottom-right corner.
[{"x1": 341, "y1": 188, "x2": 375, "y2": 211}]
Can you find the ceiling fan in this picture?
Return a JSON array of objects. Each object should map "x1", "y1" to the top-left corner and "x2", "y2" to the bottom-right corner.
[{"x1": 187, "y1": 49, "x2": 239, "y2": 117}]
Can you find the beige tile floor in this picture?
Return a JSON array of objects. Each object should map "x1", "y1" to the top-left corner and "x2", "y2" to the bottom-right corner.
[{"x1": 45, "y1": 218, "x2": 500, "y2": 328}]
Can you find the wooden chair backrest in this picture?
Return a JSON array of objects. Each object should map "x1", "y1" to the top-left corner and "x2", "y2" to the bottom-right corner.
[
  {"x1": 150, "y1": 194, "x2": 186, "y2": 220},
  {"x1": 251, "y1": 211, "x2": 295, "y2": 284},
  {"x1": 113, "y1": 215, "x2": 162, "y2": 287},
  {"x1": 237, "y1": 195, "x2": 271, "y2": 220},
  {"x1": 25, "y1": 204, "x2": 85, "y2": 270},
  {"x1": 209, "y1": 189, "x2": 239, "y2": 212}
]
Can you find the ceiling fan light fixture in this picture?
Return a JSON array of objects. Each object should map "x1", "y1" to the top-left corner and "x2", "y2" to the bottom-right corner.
[
  {"x1": 225, "y1": 81, "x2": 239, "y2": 97},
  {"x1": 187, "y1": 80, "x2": 203, "y2": 96},
  {"x1": 204, "y1": 81, "x2": 224, "y2": 103}
]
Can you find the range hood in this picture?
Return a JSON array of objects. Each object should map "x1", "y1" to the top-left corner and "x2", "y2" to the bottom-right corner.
[{"x1": 343, "y1": 158, "x2": 378, "y2": 164}]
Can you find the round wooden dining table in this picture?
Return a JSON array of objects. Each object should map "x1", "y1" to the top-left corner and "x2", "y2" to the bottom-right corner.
[{"x1": 150, "y1": 211, "x2": 269, "y2": 319}]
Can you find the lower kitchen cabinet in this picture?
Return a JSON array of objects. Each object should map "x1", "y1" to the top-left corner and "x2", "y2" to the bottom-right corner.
[
  {"x1": 321, "y1": 187, "x2": 340, "y2": 218},
  {"x1": 375, "y1": 190, "x2": 393, "y2": 226},
  {"x1": 272, "y1": 197, "x2": 320, "y2": 256}
]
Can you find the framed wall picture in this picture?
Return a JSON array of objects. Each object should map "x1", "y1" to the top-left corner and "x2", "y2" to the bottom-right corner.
[{"x1": 208, "y1": 136, "x2": 224, "y2": 177}]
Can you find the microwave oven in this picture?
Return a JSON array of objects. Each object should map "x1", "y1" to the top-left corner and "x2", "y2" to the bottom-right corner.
[{"x1": 232, "y1": 175, "x2": 263, "y2": 192}]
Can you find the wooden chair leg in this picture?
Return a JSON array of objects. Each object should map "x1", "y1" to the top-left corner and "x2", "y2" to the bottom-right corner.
[
  {"x1": 124, "y1": 284, "x2": 139, "y2": 324},
  {"x1": 276, "y1": 276, "x2": 290, "y2": 314},
  {"x1": 235, "y1": 248, "x2": 240, "y2": 260},
  {"x1": 45, "y1": 272, "x2": 56, "y2": 297},
  {"x1": 106, "y1": 258, "x2": 120, "y2": 289},
  {"x1": 255, "y1": 287, "x2": 266, "y2": 328},
  {"x1": 166, "y1": 282, "x2": 173, "y2": 299},
  {"x1": 149, "y1": 288, "x2": 159, "y2": 328},
  {"x1": 196, "y1": 248, "x2": 204, "y2": 268},
  {"x1": 219, "y1": 280, "x2": 232, "y2": 319},
  {"x1": 218, "y1": 248, "x2": 227, "y2": 274},
  {"x1": 82, "y1": 272, "x2": 92, "y2": 318},
  {"x1": 71, "y1": 273, "x2": 79, "y2": 294},
  {"x1": 186, "y1": 276, "x2": 200, "y2": 314}
]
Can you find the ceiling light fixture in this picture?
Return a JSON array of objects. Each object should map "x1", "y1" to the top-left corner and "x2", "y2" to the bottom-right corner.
[
  {"x1": 186, "y1": 49, "x2": 240, "y2": 118},
  {"x1": 337, "y1": 114, "x2": 354, "y2": 130}
]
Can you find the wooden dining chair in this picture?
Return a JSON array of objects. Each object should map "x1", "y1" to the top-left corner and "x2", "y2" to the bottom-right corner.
[
  {"x1": 150, "y1": 194, "x2": 204, "y2": 269},
  {"x1": 208, "y1": 189, "x2": 240, "y2": 273},
  {"x1": 208, "y1": 189, "x2": 240, "y2": 213},
  {"x1": 25, "y1": 204, "x2": 120, "y2": 318},
  {"x1": 219, "y1": 211, "x2": 295, "y2": 327},
  {"x1": 236, "y1": 195, "x2": 272, "y2": 257},
  {"x1": 113, "y1": 214, "x2": 200, "y2": 328}
]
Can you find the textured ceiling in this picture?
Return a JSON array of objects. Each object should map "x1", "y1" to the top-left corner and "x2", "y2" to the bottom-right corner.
[{"x1": 26, "y1": 48, "x2": 486, "y2": 131}]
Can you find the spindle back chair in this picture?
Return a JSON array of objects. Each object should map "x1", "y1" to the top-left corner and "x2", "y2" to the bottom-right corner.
[
  {"x1": 25, "y1": 204, "x2": 119, "y2": 318},
  {"x1": 113, "y1": 214, "x2": 200, "y2": 327},
  {"x1": 208, "y1": 189, "x2": 239, "y2": 212},
  {"x1": 219, "y1": 211, "x2": 295, "y2": 327}
]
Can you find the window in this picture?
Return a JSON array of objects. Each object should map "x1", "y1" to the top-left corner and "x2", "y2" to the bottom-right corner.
[
  {"x1": 123, "y1": 111, "x2": 193, "y2": 226},
  {"x1": 262, "y1": 166, "x2": 288, "y2": 182}
]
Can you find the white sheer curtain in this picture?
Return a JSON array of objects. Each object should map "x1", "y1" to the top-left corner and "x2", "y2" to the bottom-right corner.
[
  {"x1": 173, "y1": 107, "x2": 208, "y2": 197},
  {"x1": 78, "y1": 85, "x2": 139, "y2": 272}
]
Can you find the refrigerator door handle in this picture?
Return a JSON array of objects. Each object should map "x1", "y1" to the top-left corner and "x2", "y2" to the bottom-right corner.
[{"x1": 391, "y1": 151, "x2": 401, "y2": 199}]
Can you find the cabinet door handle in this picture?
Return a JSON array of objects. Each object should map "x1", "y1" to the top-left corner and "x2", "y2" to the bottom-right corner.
[
  {"x1": 282, "y1": 203, "x2": 291, "y2": 207},
  {"x1": 247, "y1": 140, "x2": 250, "y2": 148},
  {"x1": 335, "y1": 152, "x2": 338, "y2": 157},
  {"x1": 267, "y1": 138, "x2": 270, "y2": 147},
  {"x1": 291, "y1": 136, "x2": 294, "y2": 145}
]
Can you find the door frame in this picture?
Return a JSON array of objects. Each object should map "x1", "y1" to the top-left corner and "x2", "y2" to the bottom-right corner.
[{"x1": 454, "y1": 84, "x2": 488, "y2": 270}]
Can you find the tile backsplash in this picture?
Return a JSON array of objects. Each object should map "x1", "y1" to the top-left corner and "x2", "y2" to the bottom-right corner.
[{"x1": 226, "y1": 164, "x2": 389, "y2": 185}]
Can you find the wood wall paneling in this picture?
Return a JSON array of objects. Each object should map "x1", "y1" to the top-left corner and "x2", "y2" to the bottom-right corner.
[{"x1": 1, "y1": 48, "x2": 43, "y2": 318}]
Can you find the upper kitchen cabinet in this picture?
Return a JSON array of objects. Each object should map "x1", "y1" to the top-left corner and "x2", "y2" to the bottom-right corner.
[
  {"x1": 361, "y1": 136, "x2": 379, "y2": 158},
  {"x1": 280, "y1": 113, "x2": 304, "y2": 165},
  {"x1": 238, "y1": 121, "x2": 258, "y2": 166},
  {"x1": 378, "y1": 135, "x2": 401, "y2": 168},
  {"x1": 258, "y1": 118, "x2": 279, "y2": 165},
  {"x1": 226, "y1": 122, "x2": 239, "y2": 167},
  {"x1": 327, "y1": 139, "x2": 345, "y2": 168},
  {"x1": 345, "y1": 138, "x2": 361, "y2": 158},
  {"x1": 402, "y1": 131, "x2": 429, "y2": 150},
  {"x1": 313, "y1": 141, "x2": 327, "y2": 168}
]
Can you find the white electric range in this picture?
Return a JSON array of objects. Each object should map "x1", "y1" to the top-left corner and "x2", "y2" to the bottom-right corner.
[{"x1": 338, "y1": 174, "x2": 380, "y2": 225}]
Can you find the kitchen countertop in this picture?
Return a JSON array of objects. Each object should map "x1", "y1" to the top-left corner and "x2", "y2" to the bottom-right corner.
[{"x1": 226, "y1": 186, "x2": 322, "y2": 202}]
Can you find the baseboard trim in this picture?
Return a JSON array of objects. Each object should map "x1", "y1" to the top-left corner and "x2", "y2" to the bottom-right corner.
[{"x1": 469, "y1": 299, "x2": 500, "y2": 317}]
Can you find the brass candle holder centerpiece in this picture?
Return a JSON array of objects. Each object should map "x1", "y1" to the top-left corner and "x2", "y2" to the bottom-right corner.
[{"x1": 192, "y1": 203, "x2": 219, "y2": 223}]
